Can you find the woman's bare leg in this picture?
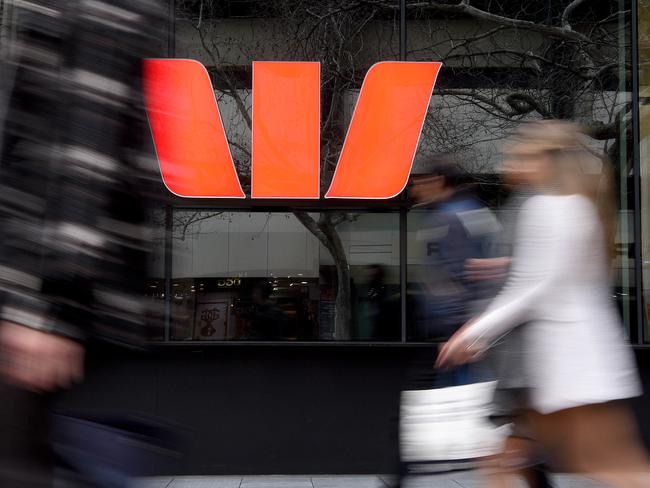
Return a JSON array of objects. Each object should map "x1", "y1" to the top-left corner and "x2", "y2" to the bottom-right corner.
[
  {"x1": 529, "y1": 402, "x2": 650, "y2": 488},
  {"x1": 481, "y1": 435, "x2": 553, "y2": 488}
]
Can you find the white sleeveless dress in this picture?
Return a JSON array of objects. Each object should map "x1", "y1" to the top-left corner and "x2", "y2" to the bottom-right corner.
[{"x1": 462, "y1": 194, "x2": 641, "y2": 414}]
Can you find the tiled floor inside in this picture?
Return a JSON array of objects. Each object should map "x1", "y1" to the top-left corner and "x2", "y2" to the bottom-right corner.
[{"x1": 133, "y1": 474, "x2": 608, "y2": 488}]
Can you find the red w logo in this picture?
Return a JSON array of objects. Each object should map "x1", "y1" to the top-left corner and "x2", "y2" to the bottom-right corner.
[{"x1": 144, "y1": 60, "x2": 441, "y2": 199}]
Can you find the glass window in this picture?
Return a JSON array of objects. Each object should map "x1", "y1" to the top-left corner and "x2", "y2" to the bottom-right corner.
[
  {"x1": 145, "y1": 1, "x2": 640, "y2": 343},
  {"x1": 640, "y1": 0, "x2": 650, "y2": 341},
  {"x1": 173, "y1": 0, "x2": 399, "y2": 191},
  {"x1": 145, "y1": 208, "x2": 167, "y2": 341},
  {"x1": 406, "y1": 1, "x2": 636, "y2": 338},
  {"x1": 169, "y1": 211, "x2": 400, "y2": 341},
  {"x1": 158, "y1": 0, "x2": 402, "y2": 342}
]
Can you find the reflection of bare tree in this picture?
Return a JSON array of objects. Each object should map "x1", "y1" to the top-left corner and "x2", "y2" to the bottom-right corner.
[
  {"x1": 175, "y1": 0, "x2": 394, "y2": 339},
  {"x1": 170, "y1": 208, "x2": 359, "y2": 340},
  {"x1": 174, "y1": 211, "x2": 224, "y2": 240},
  {"x1": 294, "y1": 212, "x2": 359, "y2": 340},
  {"x1": 406, "y1": 1, "x2": 631, "y2": 176},
  {"x1": 151, "y1": 210, "x2": 227, "y2": 241}
]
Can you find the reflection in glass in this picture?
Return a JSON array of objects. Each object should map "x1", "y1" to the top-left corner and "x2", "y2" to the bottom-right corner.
[
  {"x1": 640, "y1": 0, "x2": 650, "y2": 340},
  {"x1": 170, "y1": 211, "x2": 400, "y2": 341},
  {"x1": 145, "y1": 209, "x2": 166, "y2": 341},
  {"x1": 173, "y1": 0, "x2": 399, "y2": 193},
  {"x1": 406, "y1": 1, "x2": 635, "y2": 335}
]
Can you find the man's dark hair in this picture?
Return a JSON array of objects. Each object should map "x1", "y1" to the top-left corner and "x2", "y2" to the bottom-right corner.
[{"x1": 412, "y1": 156, "x2": 464, "y2": 188}]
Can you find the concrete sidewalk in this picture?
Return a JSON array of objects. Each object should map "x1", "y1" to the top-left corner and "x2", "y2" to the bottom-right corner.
[{"x1": 134, "y1": 474, "x2": 607, "y2": 488}]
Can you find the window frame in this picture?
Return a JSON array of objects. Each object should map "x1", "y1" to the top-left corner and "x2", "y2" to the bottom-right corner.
[{"x1": 157, "y1": 0, "x2": 646, "y2": 347}]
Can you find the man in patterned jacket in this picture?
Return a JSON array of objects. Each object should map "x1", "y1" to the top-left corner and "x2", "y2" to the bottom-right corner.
[{"x1": 0, "y1": 1, "x2": 164, "y2": 485}]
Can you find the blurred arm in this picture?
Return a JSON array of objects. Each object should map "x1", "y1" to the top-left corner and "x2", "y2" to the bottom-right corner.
[
  {"x1": 458, "y1": 197, "x2": 564, "y2": 349},
  {"x1": 464, "y1": 257, "x2": 511, "y2": 282},
  {"x1": 0, "y1": 1, "x2": 163, "y2": 343},
  {"x1": 0, "y1": 2, "x2": 87, "y2": 341}
]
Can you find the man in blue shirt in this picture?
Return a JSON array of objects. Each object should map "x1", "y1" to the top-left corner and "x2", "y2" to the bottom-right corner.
[{"x1": 410, "y1": 160, "x2": 501, "y2": 344}]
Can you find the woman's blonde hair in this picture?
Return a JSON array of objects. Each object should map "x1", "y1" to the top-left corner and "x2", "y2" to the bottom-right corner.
[{"x1": 510, "y1": 120, "x2": 617, "y2": 261}]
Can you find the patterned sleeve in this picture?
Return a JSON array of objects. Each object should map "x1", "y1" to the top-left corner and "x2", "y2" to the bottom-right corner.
[{"x1": 0, "y1": 0, "x2": 165, "y2": 343}]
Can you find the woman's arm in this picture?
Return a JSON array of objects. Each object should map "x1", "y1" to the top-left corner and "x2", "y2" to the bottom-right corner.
[{"x1": 437, "y1": 197, "x2": 568, "y2": 367}]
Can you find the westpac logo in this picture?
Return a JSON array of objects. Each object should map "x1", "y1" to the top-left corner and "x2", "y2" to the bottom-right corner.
[{"x1": 144, "y1": 60, "x2": 441, "y2": 199}]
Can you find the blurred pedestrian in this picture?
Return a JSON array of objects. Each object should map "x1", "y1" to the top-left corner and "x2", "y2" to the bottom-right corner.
[
  {"x1": 358, "y1": 264, "x2": 399, "y2": 341},
  {"x1": 0, "y1": 1, "x2": 163, "y2": 486},
  {"x1": 465, "y1": 154, "x2": 554, "y2": 487},
  {"x1": 438, "y1": 120, "x2": 650, "y2": 487},
  {"x1": 409, "y1": 158, "x2": 501, "y2": 345},
  {"x1": 398, "y1": 158, "x2": 501, "y2": 481}
]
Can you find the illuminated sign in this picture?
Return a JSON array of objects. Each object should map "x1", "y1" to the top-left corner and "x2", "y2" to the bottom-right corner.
[
  {"x1": 217, "y1": 278, "x2": 242, "y2": 288},
  {"x1": 144, "y1": 60, "x2": 442, "y2": 199}
]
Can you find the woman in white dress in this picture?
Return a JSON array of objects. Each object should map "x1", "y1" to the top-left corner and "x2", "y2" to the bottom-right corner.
[{"x1": 437, "y1": 120, "x2": 650, "y2": 487}]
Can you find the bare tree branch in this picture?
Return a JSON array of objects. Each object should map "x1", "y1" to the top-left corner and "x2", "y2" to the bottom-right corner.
[
  {"x1": 441, "y1": 50, "x2": 589, "y2": 79},
  {"x1": 435, "y1": 88, "x2": 545, "y2": 118},
  {"x1": 196, "y1": 0, "x2": 204, "y2": 29},
  {"x1": 175, "y1": 211, "x2": 224, "y2": 240},
  {"x1": 585, "y1": 105, "x2": 632, "y2": 141},
  {"x1": 406, "y1": 2, "x2": 591, "y2": 44},
  {"x1": 562, "y1": 0, "x2": 591, "y2": 30},
  {"x1": 445, "y1": 25, "x2": 510, "y2": 56},
  {"x1": 505, "y1": 93, "x2": 551, "y2": 118},
  {"x1": 195, "y1": 26, "x2": 252, "y2": 129},
  {"x1": 228, "y1": 140, "x2": 252, "y2": 157},
  {"x1": 293, "y1": 212, "x2": 330, "y2": 250},
  {"x1": 331, "y1": 212, "x2": 359, "y2": 227}
]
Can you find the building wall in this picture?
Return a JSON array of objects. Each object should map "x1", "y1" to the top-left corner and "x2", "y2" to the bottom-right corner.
[{"x1": 57, "y1": 345, "x2": 650, "y2": 475}]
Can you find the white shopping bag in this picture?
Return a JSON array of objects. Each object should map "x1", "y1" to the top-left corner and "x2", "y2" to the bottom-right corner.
[{"x1": 399, "y1": 380, "x2": 505, "y2": 472}]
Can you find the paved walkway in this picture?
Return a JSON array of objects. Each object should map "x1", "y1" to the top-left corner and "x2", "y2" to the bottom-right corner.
[{"x1": 134, "y1": 474, "x2": 607, "y2": 488}]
